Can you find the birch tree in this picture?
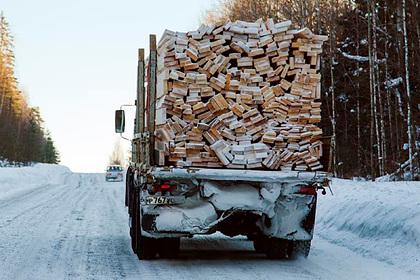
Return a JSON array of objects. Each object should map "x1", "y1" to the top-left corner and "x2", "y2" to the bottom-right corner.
[
  {"x1": 109, "y1": 140, "x2": 125, "y2": 166},
  {"x1": 371, "y1": 0, "x2": 384, "y2": 176},
  {"x1": 401, "y1": 0, "x2": 414, "y2": 179}
]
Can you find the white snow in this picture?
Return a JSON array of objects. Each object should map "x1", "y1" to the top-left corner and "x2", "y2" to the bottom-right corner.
[
  {"x1": 202, "y1": 181, "x2": 280, "y2": 217},
  {"x1": 0, "y1": 165, "x2": 419, "y2": 279},
  {"x1": 154, "y1": 198, "x2": 218, "y2": 233},
  {"x1": 317, "y1": 179, "x2": 420, "y2": 275},
  {"x1": 0, "y1": 158, "x2": 33, "y2": 167},
  {"x1": 339, "y1": 51, "x2": 369, "y2": 62},
  {"x1": 385, "y1": 77, "x2": 403, "y2": 89},
  {"x1": 338, "y1": 50, "x2": 386, "y2": 64},
  {"x1": 0, "y1": 163, "x2": 72, "y2": 201}
]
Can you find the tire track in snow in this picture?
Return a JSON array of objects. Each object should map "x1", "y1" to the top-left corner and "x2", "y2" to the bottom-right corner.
[
  {"x1": 0, "y1": 174, "x2": 89, "y2": 280},
  {"x1": 0, "y1": 183, "x2": 74, "y2": 229}
]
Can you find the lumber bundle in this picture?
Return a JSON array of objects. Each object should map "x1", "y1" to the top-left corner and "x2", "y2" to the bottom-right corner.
[{"x1": 154, "y1": 19, "x2": 328, "y2": 171}]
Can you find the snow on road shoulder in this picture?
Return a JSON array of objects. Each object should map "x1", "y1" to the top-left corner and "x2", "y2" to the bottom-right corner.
[
  {"x1": 316, "y1": 179, "x2": 420, "y2": 275},
  {"x1": 0, "y1": 164, "x2": 72, "y2": 201}
]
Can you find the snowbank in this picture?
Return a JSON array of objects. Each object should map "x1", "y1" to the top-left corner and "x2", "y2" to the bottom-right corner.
[
  {"x1": 317, "y1": 179, "x2": 420, "y2": 274},
  {"x1": 0, "y1": 164, "x2": 72, "y2": 201}
]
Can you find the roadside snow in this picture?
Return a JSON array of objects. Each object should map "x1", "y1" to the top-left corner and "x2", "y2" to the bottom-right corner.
[
  {"x1": 0, "y1": 159, "x2": 34, "y2": 167},
  {"x1": 317, "y1": 179, "x2": 420, "y2": 275},
  {"x1": 0, "y1": 164, "x2": 72, "y2": 201}
]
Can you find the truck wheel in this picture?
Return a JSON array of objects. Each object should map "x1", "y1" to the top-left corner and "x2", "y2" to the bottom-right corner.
[
  {"x1": 288, "y1": 240, "x2": 311, "y2": 259},
  {"x1": 158, "y1": 238, "x2": 180, "y2": 258},
  {"x1": 130, "y1": 189, "x2": 139, "y2": 253},
  {"x1": 125, "y1": 169, "x2": 131, "y2": 207},
  {"x1": 136, "y1": 234, "x2": 158, "y2": 260},
  {"x1": 253, "y1": 237, "x2": 268, "y2": 253},
  {"x1": 131, "y1": 189, "x2": 157, "y2": 259},
  {"x1": 265, "y1": 238, "x2": 289, "y2": 259},
  {"x1": 128, "y1": 189, "x2": 134, "y2": 239}
]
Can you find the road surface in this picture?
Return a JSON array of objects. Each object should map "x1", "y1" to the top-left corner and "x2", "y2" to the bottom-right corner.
[{"x1": 0, "y1": 173, "x2": 417, "y2": 280}]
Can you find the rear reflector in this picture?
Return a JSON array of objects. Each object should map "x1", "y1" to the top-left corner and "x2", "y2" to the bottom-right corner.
[{"x1": 298, "y1": 186, "x2": 317, "y2": 195}]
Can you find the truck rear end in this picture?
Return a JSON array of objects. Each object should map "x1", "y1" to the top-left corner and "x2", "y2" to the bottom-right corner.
[
  {"x1": 115, "y1": 19, "x2": 330, "y2": 260},
  {"x1": 124, "y1": 166, "x2": 328, "y2": 259}
]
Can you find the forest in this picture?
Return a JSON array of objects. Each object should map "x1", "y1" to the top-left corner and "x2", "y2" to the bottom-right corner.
[
  {"x1": 205, "y1": 0, "x2": 420, "y2": 179},
  {"x1": 0, "y1": 13, "x2": 59, "y2": 164}
]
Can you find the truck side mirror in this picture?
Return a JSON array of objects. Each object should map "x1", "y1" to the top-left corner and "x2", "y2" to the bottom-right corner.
[{"x1": 115, "y1": 110, "x2": 125, "y2": 133}]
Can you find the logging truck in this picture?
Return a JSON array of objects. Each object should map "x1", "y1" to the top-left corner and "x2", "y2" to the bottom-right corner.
[{"x1": 115, "y1": 25, "x2": 330, "y2": 260}]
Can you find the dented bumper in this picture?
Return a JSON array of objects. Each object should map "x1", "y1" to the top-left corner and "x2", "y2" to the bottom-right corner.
[{"x1": 141, "y1": 180, "x2": 317, "y2": 240}]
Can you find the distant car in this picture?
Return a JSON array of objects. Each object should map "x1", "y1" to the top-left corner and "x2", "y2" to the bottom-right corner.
[{"x1": 105, "y1": 165, "x2": 124, "y2": 182}]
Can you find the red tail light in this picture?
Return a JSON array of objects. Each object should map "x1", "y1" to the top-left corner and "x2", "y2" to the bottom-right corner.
[
  {"x1": 160, "y1": 184, "x2": 171, "y2": 190},
  {"x1": 150, "y1": 183, "x2": 176, "y2": 194},
  {"x1": 298, "y1": 186, "x2": 317, "y2": 195}
]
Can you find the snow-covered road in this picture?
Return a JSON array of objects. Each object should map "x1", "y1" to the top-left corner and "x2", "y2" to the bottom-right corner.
[{"x1": 0, "y1": 167, "x2": 419, "y2": 280}]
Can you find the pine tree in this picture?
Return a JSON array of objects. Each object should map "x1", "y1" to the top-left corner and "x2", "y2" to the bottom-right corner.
[
  {"x1": 0, "y1": 12, "x2": 59, "y2": 164},
  {"x1": 44, "y1": 133, "x2": 60, "y2": 164}
]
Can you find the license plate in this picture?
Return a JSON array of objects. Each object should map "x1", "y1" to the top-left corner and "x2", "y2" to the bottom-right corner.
[{"x1": 141, "y1": 196, "x2": 185, "y2": 205}]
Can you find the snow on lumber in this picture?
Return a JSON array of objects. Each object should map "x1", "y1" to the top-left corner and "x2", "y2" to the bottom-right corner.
[
  {"x1": 154, "y1": 19, "x2": 328, "y2": 171},
  {"x1": 0, "y1": 164, "x2": 71, "y2": 201},
  {"x1": 317, "y1": 179, "x2": 420, "y2": 274}
]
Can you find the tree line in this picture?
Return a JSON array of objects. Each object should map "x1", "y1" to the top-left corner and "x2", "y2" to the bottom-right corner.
[
  {"x1": 0, "y1": 12, "x2": 59, "y2": 164},
  {"x1": 205, "y1": 0, "x2": 420, "y2": 179}
]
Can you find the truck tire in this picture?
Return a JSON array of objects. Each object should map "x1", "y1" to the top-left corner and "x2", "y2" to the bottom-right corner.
[
  {"x1": 253, "y1": 237, "x2": 268, "y2": 253},
  {"x1": 125, "y1": 169, "x2": 132, "y2": 207},
  {"x1": 158, "y1": 238, "x2": 180, "y2": 258},
  {"x1": 136, "y1": 234, "x2": 158, "y2": 260},
  {"x1": 130, "y1": 189, "x2": 139, "y2": 253},
  {"x1": 265, "y1": 238, "x2": 289, "y2": 259},
  {"x1": 128, "y1": 184, "x2": 136, "y2": 239},
  {"x1": 131, "y1": 189, "x2": 158, "y2": 259},
  {"x1": 288, "y1": 240, "x2": 311, "y2": 259}
]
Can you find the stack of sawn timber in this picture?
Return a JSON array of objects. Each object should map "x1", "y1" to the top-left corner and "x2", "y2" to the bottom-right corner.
[{"x1": 154, "y1": 19, "x2": 328, "y2": 171}]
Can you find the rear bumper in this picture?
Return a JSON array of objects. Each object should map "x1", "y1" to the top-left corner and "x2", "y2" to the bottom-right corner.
[{"x1": 140, "y1": 181, "x2": 317, "y2": 240}]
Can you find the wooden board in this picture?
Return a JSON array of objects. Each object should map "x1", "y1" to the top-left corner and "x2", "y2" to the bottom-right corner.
[{"x1": 153, "y1": 19, "x2": 327, "y2": 171}]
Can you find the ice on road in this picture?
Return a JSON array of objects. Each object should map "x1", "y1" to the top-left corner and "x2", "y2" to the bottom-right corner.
[{"x1": 0, "y1": 166, "x2": 419, "y2": 280}]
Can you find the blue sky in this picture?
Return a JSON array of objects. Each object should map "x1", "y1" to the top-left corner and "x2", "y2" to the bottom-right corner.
[{"x1": 2, "y1": 0, "x2": 216, "y2": 172}]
